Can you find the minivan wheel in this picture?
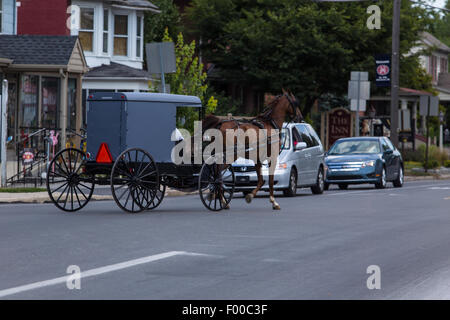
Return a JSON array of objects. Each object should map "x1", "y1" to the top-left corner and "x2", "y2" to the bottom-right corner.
[
  {"x1": 338, "y1": 184, "x2": 348, "y2": 190},
  {"x1": 375, "y1": 167, "x2": 387, "y2": 189},
  {"x1": 283, "y1": 168, "x2": 297, "y2": 197},
  {"x1": 311, "y1": 167, "x2": 324, "y2": 194},
  {"x1": 393, "y1": 166, "x2": 404, "y2": 188}
]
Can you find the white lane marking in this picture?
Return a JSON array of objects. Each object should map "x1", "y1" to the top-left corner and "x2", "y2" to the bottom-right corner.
[
  {"x1": 429, "y1": 187, "x2": 450, "y2": 190},
  {"x1": 0, "y1": 251, "x2": 215, "y2": 298}
]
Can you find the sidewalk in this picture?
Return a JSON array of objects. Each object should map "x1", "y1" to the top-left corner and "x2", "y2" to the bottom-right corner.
[{"x1": 0, "y1": 188, "x2": 197, "y2": 204}]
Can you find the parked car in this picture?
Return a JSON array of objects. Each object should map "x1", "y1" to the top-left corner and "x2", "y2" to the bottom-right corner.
[
  {"x1": 324, "y1": 137, "x2": 404, "y2": 190},
  {"x1": 232, "y1": 122, "x2": 325, "y2": 196}
]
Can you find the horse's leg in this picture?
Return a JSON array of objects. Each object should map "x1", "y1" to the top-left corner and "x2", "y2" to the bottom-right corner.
[
  {"x1": 269, "y1": 174, "x2": 280, "y2": 210},
  {"x1": 245, "y1": 162, "x2": 264, "y2": 203},
  {"x1": 219, "y1": 164, "x2": 230, "y2": 210}
]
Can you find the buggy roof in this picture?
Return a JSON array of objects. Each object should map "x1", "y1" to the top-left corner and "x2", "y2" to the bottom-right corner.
[{"x1": 88, "y1": 92, "x2": 202, "y2": 106}]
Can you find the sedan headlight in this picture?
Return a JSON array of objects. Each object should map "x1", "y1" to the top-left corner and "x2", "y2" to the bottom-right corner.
[{"x1": 361, "y1": 160, "x2": 375, "y2": 168}]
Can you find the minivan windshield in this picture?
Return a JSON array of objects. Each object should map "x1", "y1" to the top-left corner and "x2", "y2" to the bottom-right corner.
[{"x1": 328, "y1": 140, "x2": 380, "y2": 155}]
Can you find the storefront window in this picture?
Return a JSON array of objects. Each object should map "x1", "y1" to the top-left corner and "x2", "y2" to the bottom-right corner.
[
  {"x1": 67, "y1": 79, "x2": 77, "y2": 130},
  {"x1": 20, "y1": 75, "x2": 39, "y2": 128},
  {"x1": 114, "y1": 15, "x2": 128, "y2": 56},
  {"x1": 41, "y1": 77, "x2": 60, "y2": 129}
]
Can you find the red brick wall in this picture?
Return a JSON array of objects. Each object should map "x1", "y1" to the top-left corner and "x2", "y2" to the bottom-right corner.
[{"x1": 17, "y1": 0, "x2": 71, "y2": 35}]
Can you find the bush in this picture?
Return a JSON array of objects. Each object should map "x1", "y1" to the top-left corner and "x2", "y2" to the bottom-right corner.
[
  {"x1": 401, "y1": 149, "x2": 424, "y2": 162},
  {"x1": 417, "y1": 144, "x2": 449, "y2": 165},
  {"x1": 423, "y1": 159, "x2": 440, "y2": 169},
  {"x1": 445, "y1": 160, "x2": 450, "y2": 168}
]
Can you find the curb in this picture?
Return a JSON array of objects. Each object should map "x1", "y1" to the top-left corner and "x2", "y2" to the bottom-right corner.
[
  {"x1": 404, "y1": 174, "x2": 450, "y2": 182},
  {"x1": 0, "y1": 188, "x2": 199, "y2": 204}
]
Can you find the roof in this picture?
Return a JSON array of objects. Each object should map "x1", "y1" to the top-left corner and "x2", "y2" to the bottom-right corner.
[
  {"x1": 106, "y1": 0, "x2": 160, "y2": 12},
  {"x1": 420, "y1": 31, "x2": 450, "y2": 54},
  {"x1": 85, "y1": 62, "x2": 149, "y2": 79},
  {"x1": 89, "y1": 92, "x2": 202, "y2": 105},
  {"x1": 0, "y1": 35, "x2": 78, "y2": 65}
]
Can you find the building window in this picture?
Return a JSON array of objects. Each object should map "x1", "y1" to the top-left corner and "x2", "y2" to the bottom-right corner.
[
  {"x1": 103, "y1": 10, "x2": 109, "y2": 54},
  {"x1": 41, "y1": 77, "x2": 60, "y2": 129},
  {"x1": 114, "y1": 15, "x2": 128, "y2": 56},
  {"x1": 430, "y1": 55, "x2": 438, "y2": 82},
  {"x1": 136, "y1": 16, "x2": 143, "y2": 58},
  {"x1": 20, "y1": 75, "x2": 39, "y2": 128},
  {"x1": 79, "y1": 8, "x2": 95, "y2": 52}
]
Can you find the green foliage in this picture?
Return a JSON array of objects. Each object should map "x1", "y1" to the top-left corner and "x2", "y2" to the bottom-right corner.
[
  {"x1": 206, "y1": 88, "x2": 243, "y2": 116},
  {"x1": 445, "y1": 160, "x2": 450, "y2": 168},
  {"x1": 155, "y1": 29, "x2": 217, "y2": 132},
  {"x1": 188, "y1": 0, "x2": 434, "y2": 116},
  {"x1": 424, "y1": 159, "x2": 440, "y2": 169},
  {"x1": 144, "y1": 0, "x2": 182, "y2": 44},
  {"x1": 417, "y1": 144, "x2": 449, "y2": 165},
  {"x1": 428, "y1": 0, "x2": 450, "y2": 49}
]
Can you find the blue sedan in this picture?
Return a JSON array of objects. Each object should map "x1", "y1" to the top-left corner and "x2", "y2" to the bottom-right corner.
[{"x1": 324, "y1": 137, "x2": 404, "y2": 190}]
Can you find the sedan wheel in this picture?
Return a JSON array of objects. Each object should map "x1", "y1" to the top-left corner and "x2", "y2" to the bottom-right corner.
[
  {"x1": 393, "y1": 166, "x2": 404, "y2": 188},
  {"x1": 375, "y1": 167, "x2": 387, "y2": 189}
]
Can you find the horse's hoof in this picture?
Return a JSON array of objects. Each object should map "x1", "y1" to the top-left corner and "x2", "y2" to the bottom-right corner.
[
  {"x1": 273, "y1": 205, "x2": 281, "y2": 210},
  {"x1": 245, "y1": 194, "x2": 253, "y2": 203},
  {"x1": 224, "y1": 204, "x2": 230, "y2": 210}
]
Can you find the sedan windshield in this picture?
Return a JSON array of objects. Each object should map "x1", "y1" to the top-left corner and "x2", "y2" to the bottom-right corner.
[{"x1": 328, "y1": 140, "x2": 380, "y2": 155}]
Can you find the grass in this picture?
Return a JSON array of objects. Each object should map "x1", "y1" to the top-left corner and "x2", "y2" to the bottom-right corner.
[{"x1": 0, "y1": 187, "x2": 47, "y2": 193}]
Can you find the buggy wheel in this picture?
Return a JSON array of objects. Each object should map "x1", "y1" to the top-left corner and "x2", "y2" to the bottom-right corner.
[
  {"x1": 146, "y1": 179, "x2": 166, "y2": 210},
  {"x1": 46, "y1": 148, "x2": 95, "y2": 212},
  {"x1": 111, "y1": 148, "x2": 159, "y2": 213},
  {"x1": 199, "y1": 161, "x2": 235, "y2": 212}
]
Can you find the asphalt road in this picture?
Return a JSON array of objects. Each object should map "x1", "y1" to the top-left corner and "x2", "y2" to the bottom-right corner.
[{"x1": 1, "y1": 180, "x2": 450, "y2": 300}]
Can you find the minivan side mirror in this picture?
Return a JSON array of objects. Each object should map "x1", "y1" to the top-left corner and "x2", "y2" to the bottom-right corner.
[{"x1": 294, "y1": 142, "x2": 307, "y2": 151}]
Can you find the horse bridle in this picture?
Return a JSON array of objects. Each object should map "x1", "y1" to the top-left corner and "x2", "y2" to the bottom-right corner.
[{"x1": 284, "y1": 93, "x2": 300, "y2": 122}]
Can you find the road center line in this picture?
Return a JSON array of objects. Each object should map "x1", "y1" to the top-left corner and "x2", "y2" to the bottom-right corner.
[{"x1": 0, "y1": 251, "x2": 214, "y2": 298}]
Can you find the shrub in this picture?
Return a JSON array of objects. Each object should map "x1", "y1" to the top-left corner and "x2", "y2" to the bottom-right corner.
[
  {"x1": 417, "y1": 144, "x2": 449, "y2": 165},
  {"x1": 401, "y1": 149, "x2": 424, "y2": 162},
  {"x1": 445, "y1": 160, "x2": 450, "y2": 168},
  {"x1": 423, "y1": 159, "x2": 440, "y2": 169}
]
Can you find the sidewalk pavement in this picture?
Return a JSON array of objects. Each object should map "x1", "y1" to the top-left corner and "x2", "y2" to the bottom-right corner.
[
  {"x1": 0, "y1": 188, "x2": 197, "y2": 204},
  {"x1": 0, "y1": 175, "x2": 449, "y2": 204}
]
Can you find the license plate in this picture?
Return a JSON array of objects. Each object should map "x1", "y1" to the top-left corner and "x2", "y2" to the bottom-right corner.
[{"x1": 237, "y1": 176, "x2": 250, "y2": 182}]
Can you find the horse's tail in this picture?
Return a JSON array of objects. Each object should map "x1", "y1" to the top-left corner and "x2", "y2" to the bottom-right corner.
[{"x1": 202, "y1": 114, "x2": 222, "y2": 132}]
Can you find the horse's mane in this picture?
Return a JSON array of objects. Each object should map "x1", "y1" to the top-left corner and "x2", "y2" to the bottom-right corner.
[
  {"x1": 255, "y1": 95, "x2": 281, "y2": 122},
  {"x1": 202, "y1": 114, "x2": 222, "y2": 131}
]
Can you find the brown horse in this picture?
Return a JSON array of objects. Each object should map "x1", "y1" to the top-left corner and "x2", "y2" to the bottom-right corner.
[{"x1": 202, "y1": 90, "x2": 303, "y2": 210}]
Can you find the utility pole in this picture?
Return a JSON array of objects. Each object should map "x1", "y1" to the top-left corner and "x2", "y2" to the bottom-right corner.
[{"x1": 390, "y1": 0, "x2": 401, "y2": 147}]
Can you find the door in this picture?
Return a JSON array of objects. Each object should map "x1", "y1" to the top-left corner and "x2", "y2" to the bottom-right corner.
[
  {"x1": 306, "y1": 124, "x2": 324, "y2": 177},
  {"x1": 296, "y1": 124, "x2": 315, "y2": 185},
  {"x1": 291, "y1": 126, "x2": 309, "y2": 186},
  {"x1": 381, "y1": 137, "x2": 396, "y2": 179}
]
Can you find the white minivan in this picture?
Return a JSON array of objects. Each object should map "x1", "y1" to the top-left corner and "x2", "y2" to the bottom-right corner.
[{"x1": 232, "y1": 122, "x2": 325, "y2": 196}]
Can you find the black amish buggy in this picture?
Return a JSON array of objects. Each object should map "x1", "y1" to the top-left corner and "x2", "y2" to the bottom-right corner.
[{"x1": 45, "y1": 92, "x2": 236, "y2": 213}]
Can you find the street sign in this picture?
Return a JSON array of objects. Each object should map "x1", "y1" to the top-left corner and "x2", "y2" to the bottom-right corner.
[
  {"x1": 146, "y1": 42, "x2": 176, "y2": 74},
  {"x1": 419, "y1": 95, "x2": 439, "y2": 116},
  {"x1": 350, "y1": 99, "x2": 366, "y2": 112},
  {"x1": 375, "y1": 54, "x2": 391, "y2": 87},
  {"x1": 429, "y1": 96, "x2": 439, "y2": 116},
  {"x1": 348, "y1": 80, "x2": 370, "y2": 100},
  {"x1": 350, "y1": 71, "x2": 368, "y2": 81}
]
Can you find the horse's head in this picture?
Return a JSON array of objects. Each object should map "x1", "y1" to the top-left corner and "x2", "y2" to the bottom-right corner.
[{"x1": 281, "y1": 89, "x2": 303, "y2": 122}]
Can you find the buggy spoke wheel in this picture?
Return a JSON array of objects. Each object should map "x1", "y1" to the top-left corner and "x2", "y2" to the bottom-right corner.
[
  {"x1": 199, "y1": 161, "x2": 235, "y2": 212},
  {"x1": 46, "y1": 148, "x2": 95, "y2": 212},
  {"x1": 111, "y1": 148, "x2": 159, "y2": 213},
  {"x1": 146, "y1": 179, "x2": 166, "y2": 210}
]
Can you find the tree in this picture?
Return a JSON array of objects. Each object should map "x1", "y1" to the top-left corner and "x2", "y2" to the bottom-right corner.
[
  {"x1": 429, "y1": 0, "x2": 450, "y2": 48},
  {"x1": 159, "y1": 29, "x2": 217, "y2": 132},
  {"x1": 188, "y1": 0, "x2": 434, "y2": 116},
  {"x1": 144, "y1": 0, "x2": 182, "y2": 44}
]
